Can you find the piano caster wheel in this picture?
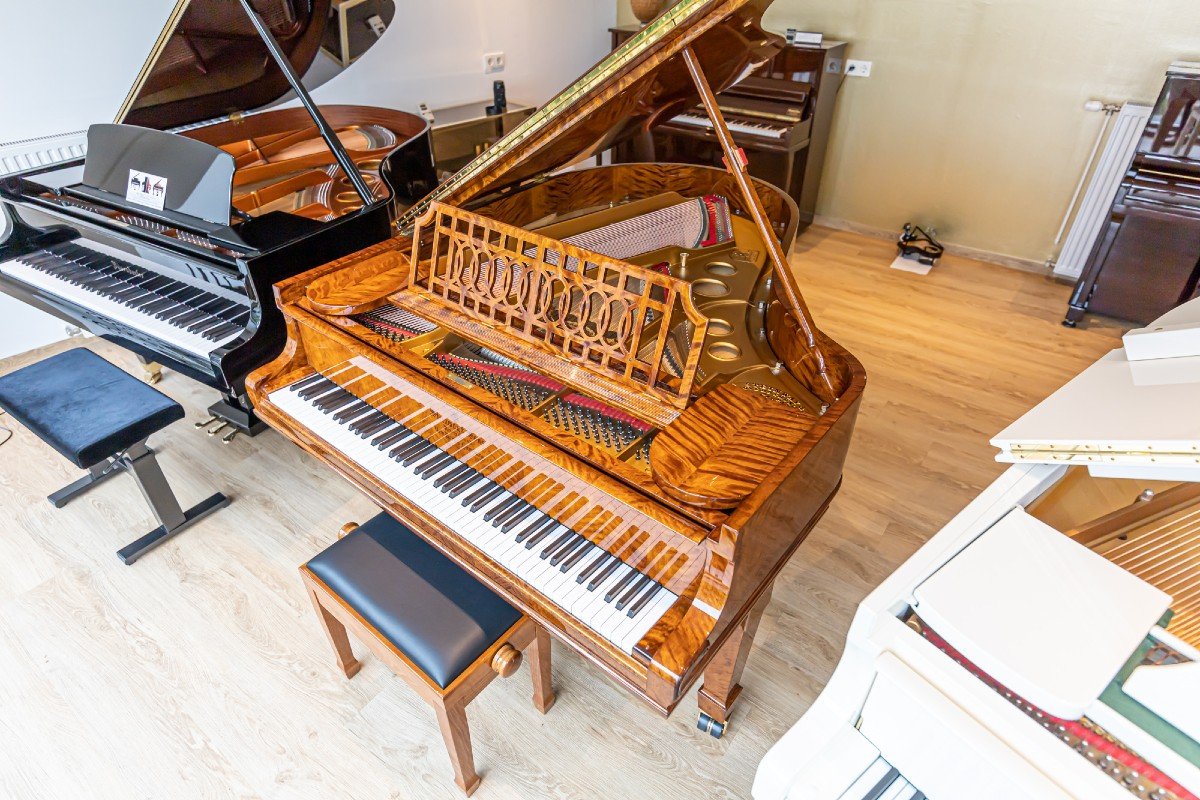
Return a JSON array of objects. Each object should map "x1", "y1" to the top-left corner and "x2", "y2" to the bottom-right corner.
[
  {"x1": 194, "y1": 415, "x2": 220, "y2": 430},
  {"x1": 1061, "y1": 318, "x2": 1078, "y2": 328},
  {"x1": 697, "y1": 712, "x2": 727, "y2": 739}
]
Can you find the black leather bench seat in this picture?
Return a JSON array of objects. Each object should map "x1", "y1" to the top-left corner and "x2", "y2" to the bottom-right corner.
[
  {"x1": 306, "y1": 513, "x2": 523, "y2": 688},
  {"x1": 0, "y1": 348, "x2": 183, "y2": 468}
]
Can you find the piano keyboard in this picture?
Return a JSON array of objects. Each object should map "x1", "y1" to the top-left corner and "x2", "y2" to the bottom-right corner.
[
  {"x1": 840, "y1": 758, "x2": 923, "y2": 800},
  {"x1": 268, "y1": 362, "x2": 691, "y2": 655},
  {"x1": 0, "y1": 240, "x2": 248, "y2": 359},
  {"x1": 671, "y1": 113, "x2": 786, "y2": 139}
]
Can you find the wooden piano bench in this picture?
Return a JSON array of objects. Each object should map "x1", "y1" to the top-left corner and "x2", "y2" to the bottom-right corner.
[
  {"x1": 299, "y1": 513, "x2": 556, "y2": 796},
  {"x1": 0, "y1": 347, "x2": 230, "y2": 564}
]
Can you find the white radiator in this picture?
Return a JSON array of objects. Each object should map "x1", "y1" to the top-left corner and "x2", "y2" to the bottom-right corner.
[
  {"x1": 0, "y1": 130, "x2": 87, "y2": 178},
  {"x1": 1053, "y1": 103, "x2": 1153, "y2": 280}
]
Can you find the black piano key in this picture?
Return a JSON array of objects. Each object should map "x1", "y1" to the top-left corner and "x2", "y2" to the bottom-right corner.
[
  {"x1": 466, "y1": 483, "x2": 506, "y2": 512},
  {"x1": 291, "y1": 373, "x2": 327, "y2": 392},
  {"x1": 560, "y1": 541, "x2": 598, "y2": 574},
  {"x1": 373, "y1": 426, "x2": 412, "y2": 449},
  {"x1": 552, "y1": 537, "x2": 591, "y2": 569},
  {"x1": 422, "y1": 457, "x2": 462, "y2": 483},
  {"x1": 626, "y1": 579, "x2": 663, "y2": 618},
  {"x1": 392, "y1": 437, "x2": 432, "y2": 463},
  {"x1": 577, "y1": 551, "x2": 615, "y2": 585},
  {"x1": 499, "y1": 503, "x2": 538, "y2": 533},
  {"x1": 352, "y1": 412, "x2": 392, "y2": 436},
  {"x1": 333, "y1": 400, "x2": 373, "y2": 423},
  {"x1": 398, "y1": 439, "x2": 437, "y2": 466},
  {"x1": 515, "y1": 515, "x2": 557, "y2": 545},
  {"x1": 523, "y1": 519, "x2": 562, "y2": 549},
  {"x1": 447, "y1": 470, "x2": 485, "y2": 499},
  {"x1": 615, "y1": 574, "x2": 653, "y2": 611},
  {"x1": 435, "y1": 463, "x2": 473, "y2": 489},
  {"x1": 605, "y1": 566, "x2": 643, "y2": 603},
  {"x1": 538, "y1": 529, "x2": 575, "y2": 559},
  {"x1": 416, "y1": 451, "x2": 456, "y2": 479},
  {"x1": 483, "y1": 493, "x2": 523, "y2": 523},
  {"x1": 386, "y1": 431, "x2": 424, "y2": 455},
  {"x1": 460, "y1": 479, "x2": 504, "y2": 510},
  {"x1": 493, "y1": 496, "x2": 532, "y2": 528},
  {"x1": 299, "y1": 379, "x2": 336, "y2": 400},
  {"x1": 316, "y1": 390, "x2": 356, "y2": 412}
]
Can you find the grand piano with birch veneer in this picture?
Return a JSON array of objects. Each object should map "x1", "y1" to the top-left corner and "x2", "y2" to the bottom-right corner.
[{"x1": 247, "y1": 0, "x2": 865, "y2": 738}]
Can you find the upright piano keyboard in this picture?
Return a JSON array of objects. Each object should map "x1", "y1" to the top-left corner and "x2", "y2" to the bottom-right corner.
[{"x1": 249, "y1": 0, "x2": 865, "y2": 735}]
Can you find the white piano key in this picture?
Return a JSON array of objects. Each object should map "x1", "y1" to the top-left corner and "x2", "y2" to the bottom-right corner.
[
  {"x1": 671, "y1": 113, "x2": 787, "y2": 138},
  {"x1": 1, "y1": 256, "x2": 243, "y2": 359},
  {"x1": 270, "y1": 376, "x2": 680, "y2": 654}
]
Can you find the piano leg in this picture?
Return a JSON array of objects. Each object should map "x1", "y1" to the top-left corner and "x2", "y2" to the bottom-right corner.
[
  {"x1": 137, "y1": 356, "x2": 163, "y2": 386},
  {"x1": 696, "y1": 588, "x2": 772, "y2": 738}
]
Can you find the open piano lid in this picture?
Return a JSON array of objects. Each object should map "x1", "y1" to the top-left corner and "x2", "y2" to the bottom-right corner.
[
  {"x1": 116, "y1": 0, "x2": 332, "y2": 131},
  {"x1": 401, "y1": 0, "x2": 781, "y2": 219}
]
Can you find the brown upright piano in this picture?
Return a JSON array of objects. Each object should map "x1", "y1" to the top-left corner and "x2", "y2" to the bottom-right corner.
[
  {"x1": 248, "y1": 0, "x2": 865, "y2": 738},
  {"x1": 611, "y1": 24, "x2": 845, "y2": 229},
  {"x1": 1065, "y1": 62, "x2": 1200, "y2": 327}
]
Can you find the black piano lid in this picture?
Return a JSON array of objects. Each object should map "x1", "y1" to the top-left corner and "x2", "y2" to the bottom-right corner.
[{"x1": 115, "y1": 0, "x2": 332, "y2": 131}]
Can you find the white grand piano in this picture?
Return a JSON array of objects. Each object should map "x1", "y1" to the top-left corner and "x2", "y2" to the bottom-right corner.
[{"x1": 755, "y1": 303, "x2": 1200, "y2": 800}]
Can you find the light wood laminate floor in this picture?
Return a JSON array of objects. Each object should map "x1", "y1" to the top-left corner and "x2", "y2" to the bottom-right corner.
[{"x1": 0, "y1": 228, "x2": 1125, "y2": 799}]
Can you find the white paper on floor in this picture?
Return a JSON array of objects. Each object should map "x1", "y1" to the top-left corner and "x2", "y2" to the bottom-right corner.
[{"x1": 890, "y1": 254, "x2": 934, "y2": 275}]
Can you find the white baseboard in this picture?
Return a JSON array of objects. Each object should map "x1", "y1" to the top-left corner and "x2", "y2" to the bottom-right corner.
[{"x1": 811, "y1": 215, "x2": 1053, "y2": 276}]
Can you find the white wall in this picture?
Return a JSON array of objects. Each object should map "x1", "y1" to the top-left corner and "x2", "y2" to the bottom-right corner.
[{"x1": 311, "y1": 1, "x2": 616, "y2": 112}]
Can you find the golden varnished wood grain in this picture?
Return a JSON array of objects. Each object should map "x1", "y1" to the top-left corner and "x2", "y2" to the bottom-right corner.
[
  {"x1": 0, "y1": 227, "x2": 1124, "y2": 798},
  {"x1": 650, "y1": 384, "x2": 815, "y2": 509}
]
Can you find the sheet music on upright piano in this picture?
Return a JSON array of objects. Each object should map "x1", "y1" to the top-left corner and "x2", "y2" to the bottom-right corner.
[
  {"x1": 0, "y1": 0, "x2": 436, "y2": 437},
  {"x1": 248, "y1": 0, "x2": 866, "y2": 737}
]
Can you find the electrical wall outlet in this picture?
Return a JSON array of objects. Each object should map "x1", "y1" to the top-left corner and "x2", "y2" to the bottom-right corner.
[
  {"x1": 825, "y1": 58, "x2": 842, "y2": 74},
  {"x1": 845, "y1": 59, "x2": 872, "y2": 77},
  {"x1": 483, "y1": 52, "x2": 505, "y2": 74}
]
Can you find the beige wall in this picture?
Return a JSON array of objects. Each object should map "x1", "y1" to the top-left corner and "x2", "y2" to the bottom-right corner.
[{"x1": 617, "y1": 1, "x2": 1200, "y2": 266}]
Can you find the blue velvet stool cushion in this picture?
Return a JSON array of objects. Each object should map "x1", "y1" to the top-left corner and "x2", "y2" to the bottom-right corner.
[
  {"x1": 306, "y1": 513, "x2": 523, "y2": 689},
  {"x1": 0, "y1": 348, "x2": 184, "y2": 468}
]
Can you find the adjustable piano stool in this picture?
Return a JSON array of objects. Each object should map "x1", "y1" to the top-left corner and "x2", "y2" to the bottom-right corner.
[
  {"x1": 0, "y1": 348, "x2": 230, "y2": 564},
  {"x1": 300, "y1": 513, "x2": 556, "y2": 795}
]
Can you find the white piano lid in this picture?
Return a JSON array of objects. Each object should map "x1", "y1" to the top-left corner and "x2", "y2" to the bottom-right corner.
[
  {"x1": 991, "y1": 347, "x2": 1200, "y2": 470},
  {"x1": 1123, "y1": 297, "x2": 1200, "y2": 361},
  {"x1": 913, "y1": 507, "x2": 1170, "y2": 720},
  {"x1": 1124, "y1": 661, "x2": 1200, "y2": 742}
]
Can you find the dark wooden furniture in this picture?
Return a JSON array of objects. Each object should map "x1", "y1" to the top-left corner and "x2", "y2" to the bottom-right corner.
[
  {"x1": 0, "y1": 348, "x2": 230, "y2": 563},
  {"x1": 301, "y1": 515, "x2": 555, "y2": 795},
  {"x1": 1066, "y1": 63, "x2": 1200, "y2": 327},
  {"x1": 610, "y1": 23, "x2": 845, "y2": 229},
  {"x1": 0, "y1": 0, "x2": 436, "y2": 438},
  {"x1": 249, "y1": 0, "x2": 864, "y2": 740}
]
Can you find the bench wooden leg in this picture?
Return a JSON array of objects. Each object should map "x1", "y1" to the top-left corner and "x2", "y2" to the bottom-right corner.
[
  {"x1": 528, "y1": 625, "x2": 556, "y2": 713},
  {"x1": 304, "y1": 581, "x2": 362, "y2": 679},
  {"x1": 434, "y1": 702, "x2": 480, "y2": 796}
]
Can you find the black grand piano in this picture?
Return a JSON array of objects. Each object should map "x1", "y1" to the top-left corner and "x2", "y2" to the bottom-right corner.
[{"x1": 0, "y1": 0, "x2": 436, "y2": 439}]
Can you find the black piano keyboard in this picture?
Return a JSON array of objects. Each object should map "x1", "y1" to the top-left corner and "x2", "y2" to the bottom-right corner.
[{"x1": 21, "y1": 241, "x2": 250, "y2": 343}]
